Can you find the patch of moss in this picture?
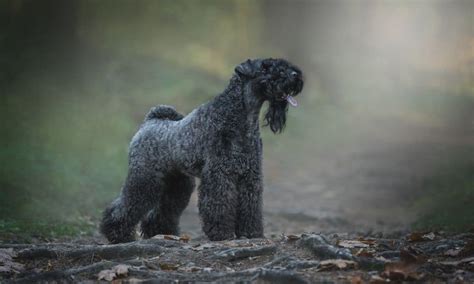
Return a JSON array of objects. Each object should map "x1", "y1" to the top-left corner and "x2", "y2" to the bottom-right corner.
[{"x1": 0, "y1": 219, "x2": 96, "y2": 243}]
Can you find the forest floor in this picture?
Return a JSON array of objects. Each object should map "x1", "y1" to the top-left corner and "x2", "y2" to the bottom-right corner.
[{"x1": 1, "y1": 229, "x2": 474, "y2": 283}]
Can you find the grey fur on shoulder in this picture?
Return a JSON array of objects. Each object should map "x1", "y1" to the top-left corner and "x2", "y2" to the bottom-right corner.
[{"x1": 100, "y1": 58, "x2": 304, "y2": 243}]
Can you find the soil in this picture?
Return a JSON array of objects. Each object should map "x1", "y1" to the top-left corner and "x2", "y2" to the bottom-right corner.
[{"x1": 1, "y1": 231, "x2": 473, "y2": 283}]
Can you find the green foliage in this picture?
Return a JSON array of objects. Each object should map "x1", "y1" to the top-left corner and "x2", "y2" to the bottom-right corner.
[
  {"x1": 0, "y1": 219, "x2": 95, "y2": 243},
  {"x1": 0, "y1": 55, "x2": 224, "y2": 238},
  {"x1": 77, "y1": 0, "x2": 270, "y2": 77},
  {"x1": 412, "y1": 159, "x2": 474, "y2": 231}
]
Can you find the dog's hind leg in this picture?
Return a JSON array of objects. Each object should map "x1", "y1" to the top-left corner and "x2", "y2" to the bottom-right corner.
[
  {"x1": 140, "y1": 171, "x2": 195, "y2": 238},
  {"x1": 100, "y1": 169, "x2": 162, "y2": 243}
]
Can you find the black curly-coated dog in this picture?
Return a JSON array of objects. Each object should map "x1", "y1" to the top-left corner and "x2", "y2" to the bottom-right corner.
[{"x1": 101, "y1": 58, "x2": 304, "y2": 243}]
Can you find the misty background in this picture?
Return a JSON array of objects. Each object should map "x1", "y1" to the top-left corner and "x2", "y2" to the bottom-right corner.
[{"x1": 1, "y1": 0, "x2": 473, "y2": 240}]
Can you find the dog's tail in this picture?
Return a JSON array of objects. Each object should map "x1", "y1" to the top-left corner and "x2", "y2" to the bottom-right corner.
[{"x1": 144, "y1": 105, "x2": 184, "y2": 121}]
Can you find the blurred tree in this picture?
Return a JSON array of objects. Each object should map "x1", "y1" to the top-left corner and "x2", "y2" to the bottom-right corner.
[
  {"x1": 1, "y1": 0, "x2": 79, "y2": 85},
  {"x1": 3, "y1": 0, "x2": 78, "y2": 49}
]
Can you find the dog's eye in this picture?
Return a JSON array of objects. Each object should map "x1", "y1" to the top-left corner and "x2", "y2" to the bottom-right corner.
[{"x1": 291, "y1": 71, "x2": 298, "y2": 78}]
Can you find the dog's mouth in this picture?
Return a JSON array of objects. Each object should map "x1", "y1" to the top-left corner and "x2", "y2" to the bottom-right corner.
[
  {"x1": 279, "y1": 78, "x2": 303, "y2": 107},
  {"x1": 282, "y1": 92, "x2": 298, "y2": 107},
  {"x1": 265, "y1": 88, "x2": 301, "y2": 134}
]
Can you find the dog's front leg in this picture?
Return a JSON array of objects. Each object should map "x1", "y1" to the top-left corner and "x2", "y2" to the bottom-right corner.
[
  {"x1": 198, "y1": 168, "x2": 238, "y2": 241},
  {"x1": 235, "y1": 172, "x2": 264, "y2": 239}
]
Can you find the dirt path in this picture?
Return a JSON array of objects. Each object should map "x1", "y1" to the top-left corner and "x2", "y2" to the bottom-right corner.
[{"x1": 179, "y1": 137, "x2": 472, "y2": 238}]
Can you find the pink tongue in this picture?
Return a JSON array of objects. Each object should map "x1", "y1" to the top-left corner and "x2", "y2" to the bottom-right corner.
[{"x1": 286, "y1": 95, "x2": 298, "y2": 107}]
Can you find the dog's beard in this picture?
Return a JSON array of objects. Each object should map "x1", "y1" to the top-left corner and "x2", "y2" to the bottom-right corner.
[{"x1": 264, "y1": 99, "x2": 288, "y2": 133}]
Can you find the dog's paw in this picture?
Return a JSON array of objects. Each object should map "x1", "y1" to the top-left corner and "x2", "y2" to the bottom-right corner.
[
  {"x1": 235, "y1": 231, "x2": 265, "y2": 239},
  {"x1": 206, "y1": 230, "x2": 235, "y2": 241}
]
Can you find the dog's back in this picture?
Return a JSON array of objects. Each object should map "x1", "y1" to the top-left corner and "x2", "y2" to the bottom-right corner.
[{"x1": 144, "y1": 105, "x2": 184, "y2": 121}]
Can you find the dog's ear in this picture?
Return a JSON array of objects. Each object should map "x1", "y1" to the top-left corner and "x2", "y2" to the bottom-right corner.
[{"x1": 235, "y1": 59, "x2": 257, "y2": 78}]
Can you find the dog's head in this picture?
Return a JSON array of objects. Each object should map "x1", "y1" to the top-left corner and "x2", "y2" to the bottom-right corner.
[{"x1": 235, "y1": 58, "x2": 304, "y2": 133}]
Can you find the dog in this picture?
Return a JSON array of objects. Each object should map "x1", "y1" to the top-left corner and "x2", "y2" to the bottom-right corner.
[{"x1": 100, "y1": 58, "x2": 304, "y2": 242}]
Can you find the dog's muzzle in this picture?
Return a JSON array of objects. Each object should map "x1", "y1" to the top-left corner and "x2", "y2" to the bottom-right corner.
[{"x1": 281, "y1": 77, "x2": 303, "y2": 107}]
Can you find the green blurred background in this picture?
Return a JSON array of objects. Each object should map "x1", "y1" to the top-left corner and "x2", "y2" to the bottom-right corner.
[{"x1": 0, "y1": 0, "x2": 473, "y2": 241}]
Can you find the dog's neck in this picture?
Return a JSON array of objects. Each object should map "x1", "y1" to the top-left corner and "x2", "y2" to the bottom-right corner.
[
  {"x1": 208, "y1": 76, "x2": 264, "y2": 135},
  {"x1": 243, "y1": 83, "x2": 264, "y2": 116},
  {"x1": 237, "y1": 78, "x2": 265, "y2": 134}
]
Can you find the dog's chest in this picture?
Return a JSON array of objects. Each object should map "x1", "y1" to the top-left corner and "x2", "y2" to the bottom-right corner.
[{"x1": 221, "y1": 131, "x2": 261, "y2": 174}]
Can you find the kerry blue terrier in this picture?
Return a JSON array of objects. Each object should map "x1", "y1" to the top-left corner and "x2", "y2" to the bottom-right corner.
[{"x1": 100, "y1": 58, "x2": 304, "y2": 243}]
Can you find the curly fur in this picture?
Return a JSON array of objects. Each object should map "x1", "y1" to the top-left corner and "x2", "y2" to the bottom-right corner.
[{"x1": 100, "y1": 58, "x2": 304, "y2": 243}]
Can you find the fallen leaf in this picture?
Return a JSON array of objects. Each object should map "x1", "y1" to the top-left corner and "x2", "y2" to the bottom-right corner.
[
  {"x1": 382, "y1": 261, "x2": 423, "y2": 281},
  {"x1": 286, "y1": 234, "x2": 301, "y2": 241},
  {"x1": 46, "y1": 260, "x2": 53, "y2": 271},
  {"x1": 0, "y1": 249, "x2": 24, "y2": 274},
  {"x1": 381, "y1": 246, "x2": 427, "y2": 282},
  {"x1": 407, "y1": 232, "x2": 436, "y2": 242},
  {"x1": 439, "y1": 256, "x2": 474, "y2": 267},
  {"x1": 337, "y1": 240, "x2": 370, "y2": 248},
  {"x1": 423, "y1": 232, "x2": 436, "y2": 241},
  {"x1": 318, "y1": 259, "x2": 358, "y2": 271},
  {"x1": 383, "y1": 269, "x2": 406, "y2": 281},
  {"x1": 357, "y1": 238, "x2": 377, "y2": 246},
  {"x1": 375, "y1": 256, "x2": 390, "y2": 263},
  {"x1": 97, "y1": 264, "x2": 131, "y2": 281},
  {"x1": 0, "y1": 248, "x2": 16, "y2": 261},
  {"x1": 97, "y1": 269, "x2": 116, "y2": 281},
  {"x1": 382, "y1": 268, "x2": 422, "y2": 281},
  {"x1": 179, "y1": 234, "x2": 191, "y2": 243},
  {"x1": 163, "y1": 235, "x2": 181, "y2": 241},
  {"x1": 445, "y1": 248, "x2": 462, "y2": 257},
  {"x1": 348, "y1": 275, "x2": 363, "y2": 284},
  {"x1": 178, "y1": 265, "x2": 201, "y2": 273},
  {"x1": 126, "y1": 278, "x2": 144, "y2": 283},
  {"x1": 400, "y1": 248, "x2": 420, "y2": 263},
  {"x1": 355, "y1": 248, "x2": 374, "y2": 258},
  {"x1": 159, "y1": 262, "x2": 180, "y2": 271},
  {"x1": 406, "y1": 272, "x2": 424, "y2": 281},
  {"x1": 143, "y1": 261, "x2": 160, "y2": 270},
  {"x1": 369, "y1": 275, "x2": 387, "y2": 283},
  {"x1": 114, "y1": 264, "x2": 130, "y2": 277}
]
